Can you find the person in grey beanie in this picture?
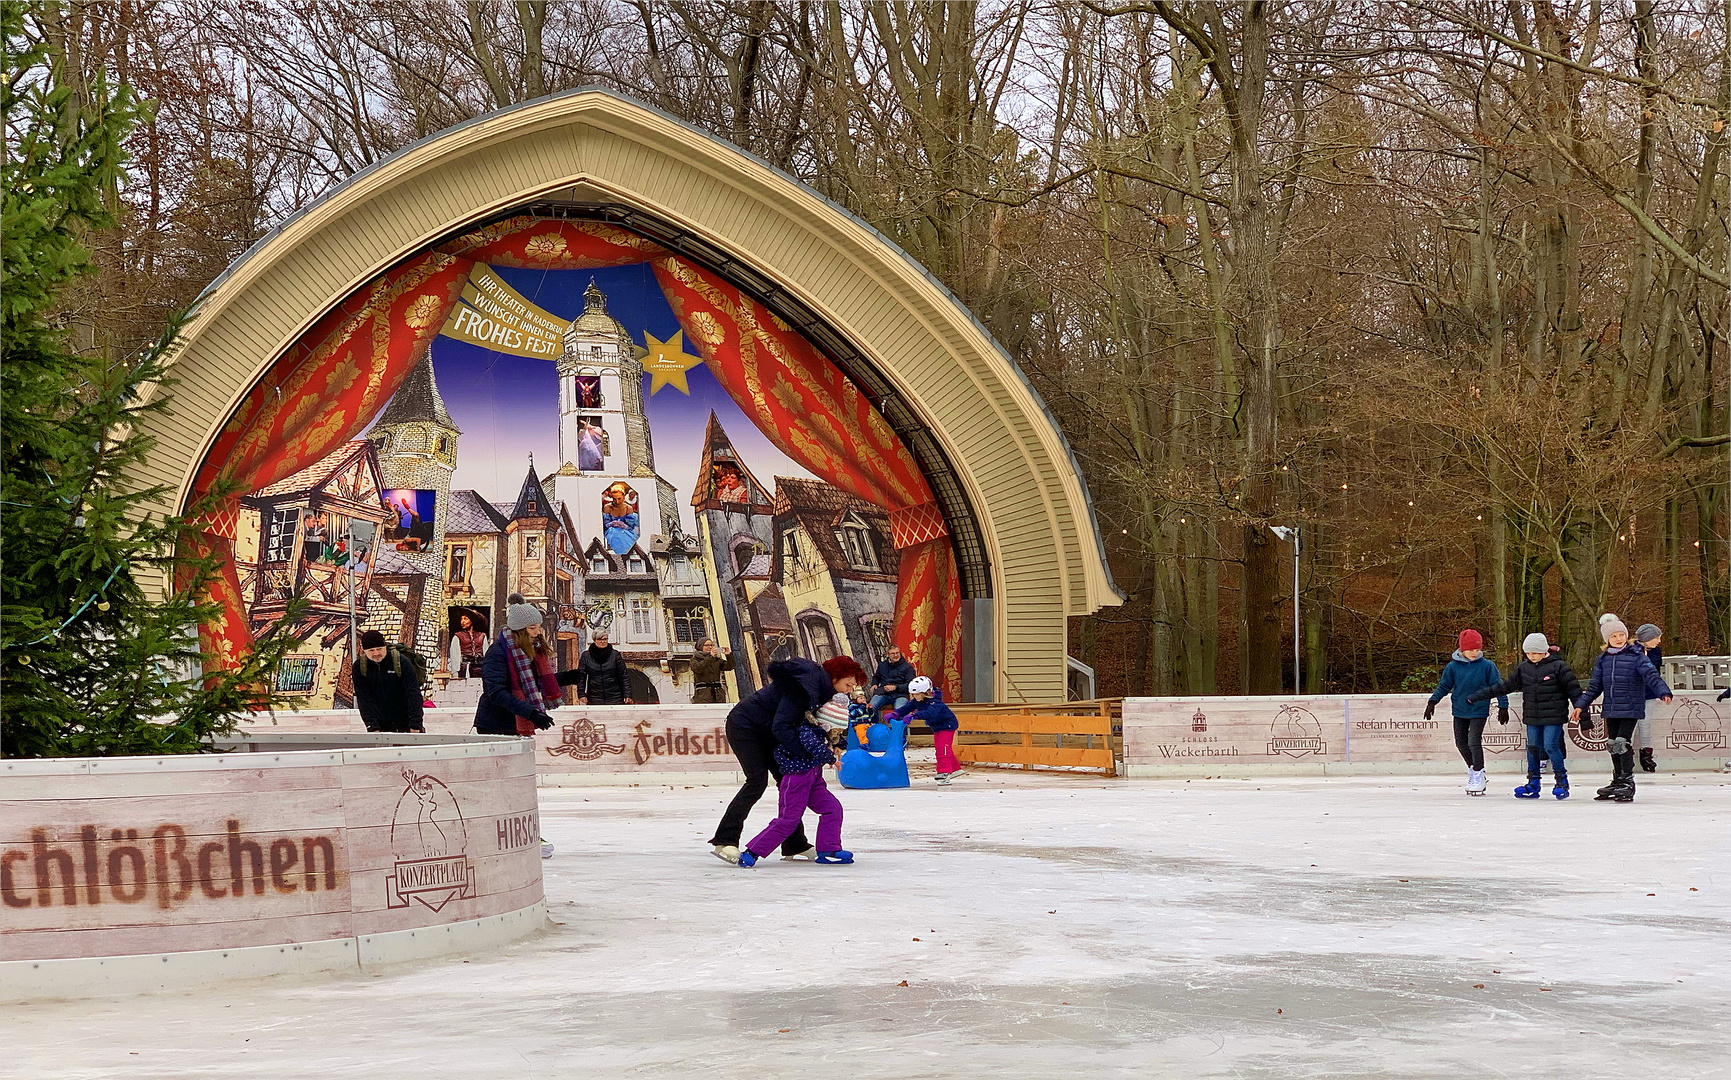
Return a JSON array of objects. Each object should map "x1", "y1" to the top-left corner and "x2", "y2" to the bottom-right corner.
[
  {"x1": 1573, "y1": 617, "x2": 1672, "y2": 803},
  {"x1": 1468, "y1": 632, "x2": 1581, "y2": 799},
  {"x1": 473, "y1": 594, "x2": 584, "y2": 736},
  {"x1": 1632, "y1": 623, "x2": 1664, "y2": 772}
]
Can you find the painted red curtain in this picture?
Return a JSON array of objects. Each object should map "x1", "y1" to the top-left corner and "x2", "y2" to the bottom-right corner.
[
  {"x1": 189, "y1": 220, "x2": 665, "y2": 668},
  {"x1": 191, "y1": 218, "x2": 961, "y2": 697},
  {"x1": 652, "y1": 257, "x2": 962, "y2": 696}
]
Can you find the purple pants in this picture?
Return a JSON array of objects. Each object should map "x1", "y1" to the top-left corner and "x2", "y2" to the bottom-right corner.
[{"x1": 747, "y1": 767, "x2": 842, "y2": 856}]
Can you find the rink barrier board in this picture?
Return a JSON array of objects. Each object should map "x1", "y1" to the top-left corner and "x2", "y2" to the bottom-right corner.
[
  {"x1": 0, "y1": 734, "x2": 547, "y2": 999},
  {"x1": 952, "y1": 707, "x2": 1118, "y2": 775},
  {"x1": 1121, "y1": 692, "x2": 1731, "y2": 776}
]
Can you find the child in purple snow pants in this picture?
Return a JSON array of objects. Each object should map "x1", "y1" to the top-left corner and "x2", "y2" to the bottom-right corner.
[{"x1": 747, "y1": 766, "x2": 842, "y2": 856}]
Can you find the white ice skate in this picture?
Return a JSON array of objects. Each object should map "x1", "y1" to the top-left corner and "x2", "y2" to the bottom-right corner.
[
  {"x1": 540, "y1": 838, "x2": 555, "y2": 859},
  {"x1": 1466, "y1": 769, "x2": 1487, "y2": 795},
  {"x1": 711, "y1": 844, "x2": 740, "y2": 864},
  {"x1": 935, "y1": 772, "x2": 952, "y2": 785},
  {"x1": 780, "y1": 845, "x2": 816, "y2": 861}
]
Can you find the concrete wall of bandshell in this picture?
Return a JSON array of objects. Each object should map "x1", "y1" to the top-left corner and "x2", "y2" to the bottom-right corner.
[
  {"x1": 1122, "y1": 692, "x2": 1731, "y2": 776},
  {"x1": 0, "y1": 734, "x2": 545, "y2": 1001}
]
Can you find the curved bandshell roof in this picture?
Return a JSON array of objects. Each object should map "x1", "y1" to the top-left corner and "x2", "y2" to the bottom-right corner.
[{"x1": 137, "y1": 89, "x2": 1121, "y2": 701}]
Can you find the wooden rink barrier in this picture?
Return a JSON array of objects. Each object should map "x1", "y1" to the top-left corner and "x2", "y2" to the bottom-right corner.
[
  {"x1": 947, "y1": 700, "x2": 1123, "y2": 776},
  {"x1": 0, "y1": 732, "x2": 546, "y2": 1001}
]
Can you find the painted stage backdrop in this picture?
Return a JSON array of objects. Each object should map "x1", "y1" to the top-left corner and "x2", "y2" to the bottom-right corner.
[{"x1": 188, "y1": 218, "x2": 961, "y2": 710}]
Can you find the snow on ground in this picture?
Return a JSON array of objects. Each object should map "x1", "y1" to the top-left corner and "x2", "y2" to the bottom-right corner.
[{"x1": 5, "y1": 769, "x2": 1729, "y2": 1079}]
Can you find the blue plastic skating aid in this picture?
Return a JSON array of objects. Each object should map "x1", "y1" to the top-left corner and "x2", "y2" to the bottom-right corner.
[{"x1": 839, "y1": 718, "x2": 910, "y2": 789}]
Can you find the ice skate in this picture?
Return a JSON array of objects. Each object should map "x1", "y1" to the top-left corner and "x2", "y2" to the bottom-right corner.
[
  {"x1": 1594, "y1": 781, "x2": 1620, "y2": 800},
  {"x1": 736, "y1": 850, "x2": 759, "y2": 868},
  {"x1": 1552, "y1": 780, "x2": 1569, "y2": 800},
  {"x1": 1640, "y1": 748, "x2": 1657, "y2": 773},
  {"x1": 712, "y1": 844, "x2": 740, "y2": 864},
  {"x1": 1466, "y1": 769, "x2": 1487, "y2": 795},
  {"x1": 540, "y1": 838, "x2": 555, "y2": 859},
  {"x1": 935, "y1": 772, "x2": 952, "y2": 785},
  {"x1": 814, "y1": 849, "x2": 854, "y2": 864},
  {"x1": 1513, "y1": 778, "x2": 1543, "y2": 799},
  {"x1": 780, "y1": 845, "x2": 816, "y2": 861}
]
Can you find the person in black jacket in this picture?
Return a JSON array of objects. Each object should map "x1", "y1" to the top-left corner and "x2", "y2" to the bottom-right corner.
[
  {"x1": 708, "y1": 654, "x2": 866, "y2": 864},
  {"x1": 576, "y1": 630, "x2": 632, "y2": 705},
  {"x1": 352, "y1": 629, "x2": 425, "y2": 733},
  {"x1": 1632, "y1": 622, "x2": 1664, "y2": 773},
  {"x1": 1468, "y1": 632, "x2": 1582, "y2": 800},
  {"x1": 473, "y1": 598, "x2": 578, "y2": 736},
  {"x1": 868, "y1": 645, "x2": 915, "y2": 717}
]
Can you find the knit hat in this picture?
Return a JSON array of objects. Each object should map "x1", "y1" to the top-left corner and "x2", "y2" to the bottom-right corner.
[
  {"x1": 506, "y1": 600, "x2": 543, "y2": 631},
  {"x1": 1635, "y1": 623, "x2": 1662, "y2": 645},
  {"x1": 813, "y1": 693, "x2": 850, "y2": 730},
  {"x1": 1458, "y1": 629, "x2": 1483, "y2": 651},
  {"x1": 360, "y1": 630, "x2": 387, "y2": 650},
  {"x1": 1599, "y1": 617, "x2": 1628, "y2": 643},
  {"x1": 821, "y1": 655, "x2": 868, "y2": 686},
  {"x1": 909, "y1": 675, "x2": 934, "y2": 695},
  {"x1": 1522, "y1": 632, "x2": 1549, "y2": 653}
]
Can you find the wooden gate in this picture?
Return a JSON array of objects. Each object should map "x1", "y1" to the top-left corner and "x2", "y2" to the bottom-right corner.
[{"x1": 948, "y1": 699, "x2": 1122, "y2": 776}]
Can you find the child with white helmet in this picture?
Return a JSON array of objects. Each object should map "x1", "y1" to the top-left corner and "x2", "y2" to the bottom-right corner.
[{"x1": 892, "y1": 675, "x2": 961, "y2": 784}]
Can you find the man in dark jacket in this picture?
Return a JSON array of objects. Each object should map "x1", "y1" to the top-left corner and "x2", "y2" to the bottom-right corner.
[
  {"x1": 869, "y1": 645, "x2": 915, "y2": 717},
  {"x1": 576, "y1": 630, "x2": 632, "y2": 705},
  {"x1": 352, "y1": 629, "x2": 425, "y2": 733},
  {"x1": 1573, "y1": 617, "x2": 1672, "y2": 803},
  {"x1": 708, "y1": 655, "x2": 865, "y2": 863},
  {"x1": 1468, "y1": 633, "x2": 1582, "y2": 800}
]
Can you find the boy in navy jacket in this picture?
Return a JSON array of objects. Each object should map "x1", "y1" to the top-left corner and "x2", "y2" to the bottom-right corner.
[{"x1": 1425, "y1": 629, "x2": 1508, "y2": 795}]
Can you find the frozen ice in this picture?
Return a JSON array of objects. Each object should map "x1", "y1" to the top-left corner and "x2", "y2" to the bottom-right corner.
[{"x1": 4, "y1": 770, "x2": 1728, "y2": 1078}]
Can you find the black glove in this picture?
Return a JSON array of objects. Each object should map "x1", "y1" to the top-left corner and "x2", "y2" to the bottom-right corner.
[
  {"x1": 533, "y1": 711, "x2": 555, "y2": 731},
  {"x1": 1422, "y1": 700, "x2": 1436, "y2": 721},
  {"x1": 1576, "y1": 714, "x2": 1593, "y2": 734},
  {"x1": 1496, "y1": 706, "x2": 1509, "y2": 725}
]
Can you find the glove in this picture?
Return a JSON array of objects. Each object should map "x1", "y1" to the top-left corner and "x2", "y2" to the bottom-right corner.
[
  {"x1": 1422, "y1": 700, "x2": 1436, "y2": 722},
  {"x1": 1497, "y1": 706, "x2": 1509, "y2": 725},
  {"x1": 533, "y1": 711, "x2": 555, "y2": 731},
  {"x1": 1576, "y1": 714, "x2": 1593, "y2": 734}
]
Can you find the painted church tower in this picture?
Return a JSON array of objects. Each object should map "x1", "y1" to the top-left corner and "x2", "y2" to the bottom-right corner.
[
  {"x1": 368, "y1": 352, "x2": 458, "y2": 655},
  {"x1": 549, "y1": 279, "x2": 679, "y2": 550},
  {"x1": 691, "y1": 411, "x2": 777, "y2": 695}
]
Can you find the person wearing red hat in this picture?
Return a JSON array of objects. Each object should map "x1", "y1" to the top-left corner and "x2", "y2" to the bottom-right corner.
[
  {"x1": 707, "y1": 654, "x2": 866, "y2": 864},
  {"x1": 1424, "y1": 629, "x2": 1508, "y2": 795}
]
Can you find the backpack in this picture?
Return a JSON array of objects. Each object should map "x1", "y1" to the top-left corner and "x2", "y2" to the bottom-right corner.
[{"x1": 388, "y1": 643, "x2": 431, "y2": 690}]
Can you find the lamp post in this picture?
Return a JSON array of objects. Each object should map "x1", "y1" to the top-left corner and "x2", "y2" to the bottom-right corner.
[{"x1": 1270, "y1": 526, "x2": 1300, "y2": 693}]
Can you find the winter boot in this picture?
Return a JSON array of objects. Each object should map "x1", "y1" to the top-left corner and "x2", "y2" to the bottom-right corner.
[
  {"x1": 1640, "y1": 747, "x2": 1657, "y2": 773},
  {"x1": 1513, "y1": 777, "x2": 1543, "y2": 799}
]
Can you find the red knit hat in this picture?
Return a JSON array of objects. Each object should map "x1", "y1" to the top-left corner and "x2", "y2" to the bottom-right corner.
[
  {"x1": 822, "y1": 655, "x2": 868, "y2": 686},
  {"x1": 1458, "y1": 629, "x2": 1483, "y2": 651}
]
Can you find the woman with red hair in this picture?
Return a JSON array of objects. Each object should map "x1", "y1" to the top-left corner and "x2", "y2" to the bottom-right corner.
[{"x1": 708, "y1": 654, "x2": 866, "y2": 863}]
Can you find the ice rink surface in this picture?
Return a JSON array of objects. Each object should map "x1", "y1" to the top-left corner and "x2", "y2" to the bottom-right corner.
[{"x1": 5, "y1": 768, "x2": 1729, "y2": 1079}]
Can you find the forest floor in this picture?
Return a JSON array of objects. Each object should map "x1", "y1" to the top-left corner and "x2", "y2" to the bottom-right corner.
[{"x1": 6, "y1": 768, "x2": 1729, "y2": 1079}]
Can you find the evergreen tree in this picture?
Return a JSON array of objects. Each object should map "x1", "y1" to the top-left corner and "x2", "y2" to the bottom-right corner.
[{"x1": 1, "y1": 6, "x2": 297, "y2": 757}]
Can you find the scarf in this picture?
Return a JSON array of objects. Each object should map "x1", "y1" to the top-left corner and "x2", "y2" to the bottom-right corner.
[{"x1": 503, "y1": 631, "x2": 562, "y2": 735}]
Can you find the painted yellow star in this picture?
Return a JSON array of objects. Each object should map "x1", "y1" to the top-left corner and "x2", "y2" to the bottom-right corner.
[{"x1": 642, "y1": 329, "x2": 705, "y2": 395}]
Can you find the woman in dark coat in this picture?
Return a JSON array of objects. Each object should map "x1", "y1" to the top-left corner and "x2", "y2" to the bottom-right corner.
[
  {"x1": 708, "y1": 655, "x2": 865, "y2": 863},
  {"x1": 473, "y1": 598, "x2": 579, "y2": 736},
  {"x1": 575, "y1": 629, "x2": 632, "y2": 705}
]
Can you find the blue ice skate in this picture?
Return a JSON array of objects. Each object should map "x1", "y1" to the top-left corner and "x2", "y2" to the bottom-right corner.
[
  {"x1": 737, "y1": 850, "x2": 759, "y2": 868},
  {"x1": 1553, "y1": 780, "x2": 1570, "y2": 800},
  {"x1": 1513, "y1": 778, "x2": 1543, "y2": 799},
  {"x1": 815, "y1": 849, "x2": 854, "y2": 864}
]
